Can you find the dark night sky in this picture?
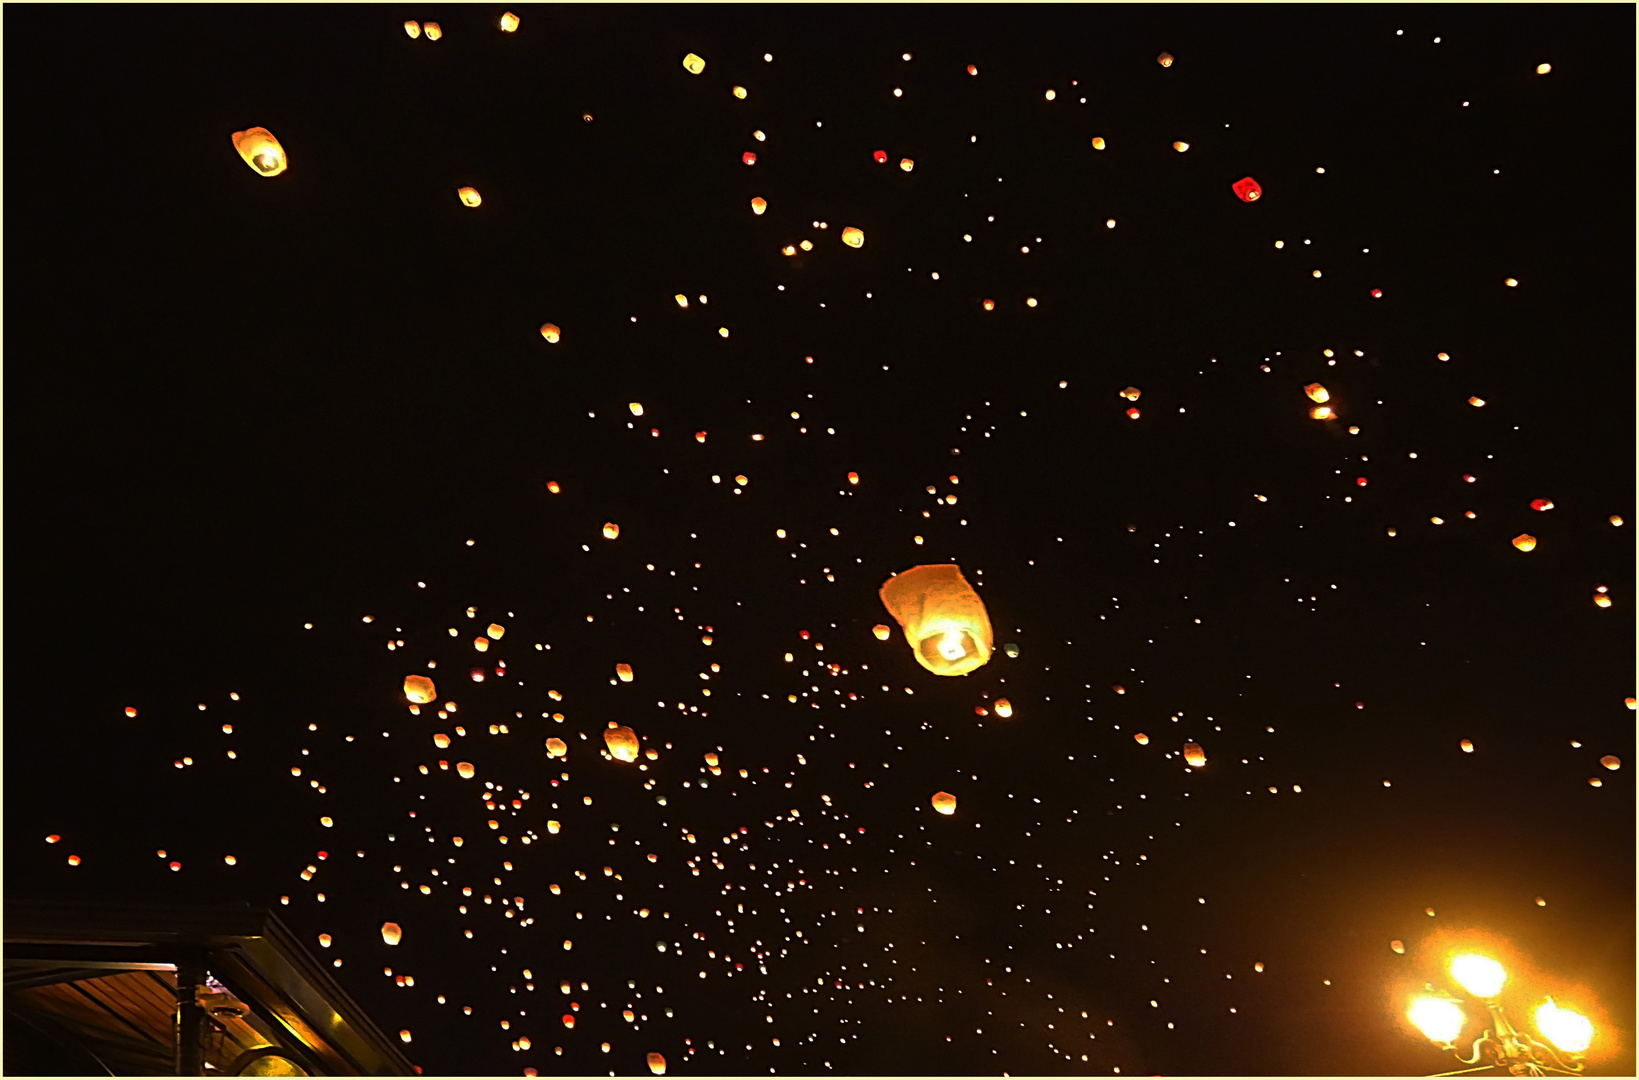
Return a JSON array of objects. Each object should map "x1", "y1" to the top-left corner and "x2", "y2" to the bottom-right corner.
[{"x1": 6, "y1": 6, "x2": 1633, "y2": 1077}]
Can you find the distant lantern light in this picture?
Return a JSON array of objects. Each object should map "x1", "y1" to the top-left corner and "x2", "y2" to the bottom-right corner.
[
  {"x1": 900, "y1": 158, "x2": 915, "y2": 172},
  {"x1": 1512, "y1": 533, "x2": 1537, "y2": 552},
  {"x1": 422, "y1": 22, "x2": 441, "y2": 40},
  {"x1": 732, "y1": 86, "x2": 747, "y2": 99},
  {"x1": 1126, "y1": 407, "x2": 1141, "y2": 420},
  {"x1": 682, "y1": 53, "x2": 706, "y2": 75},
  {"x1": 1134, "y1": 733, "x2": 1150, "y2": 745},
  {"x1": 982, "y1": 299, "x2": 995, "y2": 310},
  {"x1": 1594, "y1": 593, "x2": 1612, "y2": 608},
  {"x1": 1172, "y1": 141, "x2": 1189, "y2": 152},
  {"x1": 1157, "y1": 51, "x2": 1174, "y2": 67},
  {"x1": 547, "y1": 480, "x2": 561, "y2": 493},
  {"x1": 1091, "y1": 137, "x2": 1107, "y2": 150},
  {"x1": 319, "y1": 934, "x2": 333, "y2": 948},
  {"x1": 967, "y1": 64, "x2": 978, "y2": 75},
  {"x1": 874, "y1": 150, "x2": 888, "y2": 164},
  {"x1": 1120, "y1": 387, "x2": 1141, "y2": 401},
  {"x1": 1536, "y1": 63, "x2": 1552, "y2": 75},
  {"x1": 457, "y1": 186, "x2": 482, "y2": 207},
  {"x1": 1504, "y1": 278, "x2": 1518, "y2": 287},
  {"x1": 616, "y1": 663, "x2": 634, "y2": 682},
  {"x1": 1232, "y1": 176, "x2": 1262, "y2": 202},
  {"x1": 742, "y1": 151, "x2": 757, "y2": 166},
  {"x1": 125, "y1": 706, "x2": 138, "y2": 718},
  {"x1": 1310, "y1": 406, "x2": 1335, "y2": 420},
  {"x1": 603, "y1": 522, "x2": 620, "y2": 540},
  {"x1": 499, "y1": 11, "x2": 519, "y2": 31},
  {"x1": 382, "y1": 922, "x2": 403, "y2": 946},
  {"x1": 841, "y1": 227, "x2": 865, "y2": 248},
  {"x1": 1460, "y1": 739, "x2": 1474, "y2": 753},
  {"x1": 878, "y1": 564, "x2": 993, "y2": 677},
  {"x1": 404, "y1": 676, "x2": 437, "y2": 704},
  {"x1": 487, "y1": 623, "x2": 505, "y2": 640},
  {"x1": 1390, "y1": 940, "x2": 1405, "y2": 954},
  {"x1": 751, "y1": 197, "x2": 767, "y2": 215},
  {"x1": 231, "y1": 127, "x2": 288, "y2": 177},
  {"x1": 404, "y1": 20, "x2": 421, "y2": 38},
  {"x1": 1304, "y1": 383, "x2": 1330, "y2": 403},
  {"x1": 1182, "y1": 742, "x2": 1207, "y2": 767},
  {"x1": 1611, "y1": 515, "x2": 1624, "y2": 526},
  {"x1": 931, "y1": 791, "x2": 957, "y2": 815},
  {"x1": 1468, "y1": 396, "x2": 1486, "y2": 407}
]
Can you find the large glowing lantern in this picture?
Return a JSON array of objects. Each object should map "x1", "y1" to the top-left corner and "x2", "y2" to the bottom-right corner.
[
  {"x1": 1232, "y1": 176, "x2": 1262, "y2": 202},
  {"x1": 499, "y1": 11, "x2": 519, "y2": 31},
  {"x1": 878, "y1": 564, "x2": 994, "y2": 677},
  {"x1": 872, "y1": 624, "x2": 891, "y2": 641},
  {"x1": 546, "y1": 738, "x2": 567, "y2": 758},
  {"x1": 931, "y1": 791, "x2": 957, "y2": 815},
  {"x1": 1119, "y1": 386, "x2": 1141, "y2": 401},
  {"x1": 404, "y1": 20, "x2": 421, "y2": 38},
  {"x1": 604, "y1": 724, "x2": 640, "y2": 762},
  {"x1": 456, "y1": 762, "x2": 476, "y2": 779},
  {"x1": 540, "y1": 322, "x2": 561, "y2": 343},
  {"x1": 404, "y1": 675, "x2": 437, "y2": 704},
  {"x1": 422, "y1": 22, "x2": 441, "y2": 40},
  {"x1": 682, "y1": 53, "x2": 706, "y2": 75},
  {"x1": 487, "y1": 623, "x2": 505, "y2": 640},
  {"x1": 1157, "y1": 51, "x2": 1174, "y2": 67},
  {"x1": 457, "y1": 186, "x2": 482, "y2": 207},
  {"x1": 751, "y1": 197, "x2": 767, "y2": 215},
  {"x1": 841, "y1": 227, "x2": 865, "y2": 248},
  {"x1": 1182, "y1": 742, "x2": 1207, "y2": 767},
  {"x1": 647, "y1": 1052, "x2": 667, "y2": 1075},
  {"x1": 603, "y1": 522, "x2": 620, "y2": 540},
  {"x1": 616, "y1": 663, "x2": 634, "y2": 682},
  {"x1": 992, "y1": 698, "x2": 1013, "y2": 718},
  {"x1": 1304, "y1": 383, "x2": 1330, "y2": 403},
  {"x1": 231, "y1": 128, "x2": 288, "y2": 177},
  {"x1": 1512, "y1": 533, "x2": 1537, "y2": 552},
  {"x1": 381, "y1": 922, "x2": 403, "y2": 946}
]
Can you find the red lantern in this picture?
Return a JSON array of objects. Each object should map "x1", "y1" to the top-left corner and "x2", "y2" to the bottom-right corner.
[
  {"x1": 1530, "y1": 498, "x2": 1554, "y2": 511},
  {"x1": 1126, "y1": 407, "x2": 1141, "y2": 420},
  {"x1": 1231, "y1": 176, "x2": 1262, "y2": 202},
  {"x1": 1371, "y1": 288, "x2": 1383, "y2": 298},
  {"x1": 742, "y1": 152, "x2": 757, "y2": 166},
  {"x1": 873, "y1": 150, "x2": 887, "y2": 164}
]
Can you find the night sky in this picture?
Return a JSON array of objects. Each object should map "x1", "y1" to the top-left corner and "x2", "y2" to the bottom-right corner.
[{"x1": 7, "y1": 6, "x2": 1634, "y2": 1077}]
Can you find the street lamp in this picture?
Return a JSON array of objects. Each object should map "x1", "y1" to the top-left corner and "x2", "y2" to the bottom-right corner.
[{"x1": 1406, "y1": 951, "x2": 1596, "y2": 1076}]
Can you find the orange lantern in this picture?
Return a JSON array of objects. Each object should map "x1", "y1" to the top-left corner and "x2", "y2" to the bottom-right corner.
[
  {"x1": 751, "y1": 196, "x2": 767, "y2": 215},
  {"x1": 899, "y1": 158, "x2": 915, "y2": 172},
  {"x1": 1460, "y1": 739, "x2": 1474, "y2": 753},
  {"x1": 1232, "y1": 176, "x2": 1262, "y2": 202},
  {"x1": 547, "y1": 820, "x2": 561, "y2": 834},
  {"x1": 841, "y1": 227, "x2": 865, "y2": 248},
  {"x1": 604, "y1": 724, "x2": 640, "y2": 762},
  {"x1": 1119, "y1": 387, "x2": 1141, "y2": 401},
  {"x1": 487, "y1": 623, "x2": 505, "y2": 640},
  {"x1": 499, "y1": 11, "x2": 519, "y2": 31},
  {"x1": 993, "y1": 698, "x2": 1013, "y2": 718},
  {"x1": 1134, "y1": 733, "x2": 1150, "y2": 745},
  {"x1": 231, "y1": 128, "x2": 288, "y2": 177},
  {"x1": 878, "y1": 564, "x2": 993, "y2": 677},
  {"x1": 1182, "y1": 742, "x2": 1207, "y2": 767},
  {"x1": 382, "y1": 922, "x2": 403, "y2": 946},
  {"x1": 1090, "y1": 136, "x2": 1107, "y2": 150},
  {"x1": 456, "y1": 762, "x2": 476, "y2": 779},
  {"x1": 1172, "y1": 141, "x2": 1189, "y2": 153},
  {"x1": 982, "y1": 299, "x2": 995, "y2": 310},
  {"x1": 742, "y1": 151, "x2": 757, "y2": 166},
  {"x1": 540, "y1": 323, "x2": 561, "y2": 343},
  {"x1": 1600, "y1": 755, "x2": 1621, "y2": 770},
  {"x1": 602, "y1": 522, "x2": 620, "y2": 540},
  {"x1": 931, "y1": 791, "x2": 957, "y2": 815},
  {"x1": 404, "y1": 20, "x2": 421, "y2": 38},
  {"x1": 1304, "y1": 383, "x2": 1330, "y2": 403},
  {"x1": 1157, "y1": 51, "x2": 1174, "y2": 67},
  {"x1": 616, "y1": 663, "x2": 634, "y2": 682},
  {"x1": 457, "y1": 186, "x2": 482, "y2": 208},
  {"x1": 1126, "y1": 407, "x2": 1141, "y2": 420},
  {"x1": 1310, "y1": 406, "x2": 1335, "y2": 420},
  {"x1": 422, "y1": 22, "x2": 441, "y2": 40},
  {"x1": 547, "y1": 480, "x2": 561, "y2": 493},
  {"x1": 318, "y1": 934, "x2": 332, "y2": 948},
  {"x1": 434, "y1": 734, "x2": 451, "y2": 749},
  {"x1": 872, "y1": 624, "x2": 891, "y2": 641},
  {"x1": 704, "y1": 752, "x2": 720, "y2": 767},
  {"x1": 647, "y1": 1052, "x2": 667, "y2": 1075},
  {"x1": 682, "y1": 53, "x2": 706, "y2": 75},
  {"x1": 1512, "y1": 534, "x2": 1537, "y2": 552},
  {"x1": 404, "y1": 675, "x2": 437, "y2": 704},
  {"x1": 546, "y1": 738, "x2": 567, "y2": 758}
]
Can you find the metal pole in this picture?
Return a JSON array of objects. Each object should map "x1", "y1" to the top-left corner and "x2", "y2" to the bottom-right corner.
[{"x1": 175, "y1": 956, "x2": 206, "y2": 1076}]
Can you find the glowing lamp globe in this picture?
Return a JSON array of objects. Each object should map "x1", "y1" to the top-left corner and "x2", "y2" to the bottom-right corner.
[
  {"x1": 878, "y1": 564, "x2": 993, "y2": 677},
  {"x1": 1535, "y1": 999, "x2": 1594, "y2": 1054},
  {"x1": 1408, "y1": 995, "x2": 1466, "y2": 1046},
  {"x1": 1450, "y1": 954, "x2": 1507, "y2": 999}
]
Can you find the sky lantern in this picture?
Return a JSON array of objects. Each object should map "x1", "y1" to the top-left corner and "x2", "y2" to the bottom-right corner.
[
  {"x1": 457, "y1": 186, "x2": 482, "y2": 207},
  {"x1": 931, "y1": 791, "x2": 957, "y2": 815},
  {"x1": 841, "y1": 227, "x2": 865, "y2": 248},
  {"x1": 125, "y1": 706, "x2": 138, "y2": 718},
  {"x1": 1304, "y1": 383, "x2": 1330, "y2": 403},
  {"x1": 1232, "y1": 176, "x2": 1262, "y2": 201},
  {"x1": 487, "y1": 623, "x2": 505, "y2": 640},
  {"x1": 1530, "y1": 498, "x2": 1554, "y2": 511},
  {"x1": 1126, "y1": 407, "x2": 1142, "y2": 420},
  {"x1": 1157, "y1": 51, "x2": 1174, "y2": 67},
  {"x1": 231, "y1": 128, "x2": 288, "y2": 177},
  {"x1": 404, "y1": 20, "x2": 421, "y2": 38},
  {"x1": 742, "y1": 151, "x2": 757, "y2": 165},
  {"x1": 381, "y1": 922, "x2": 403, "y2": 946},
  {"x1": 1460, "y1": 739, "x2": 1474, "y2": 753},
  {"x1": 704, "y1": 752, "x2": 720, "y2": 767},
  {"x1": 900, "y1": 158, "x2": 915, "y2": 172},
  {"x1": 602, "y1": 522, "x2": 620, "y2": 539},
  {"x1": 456, "y1": 762, "x2": 476, "y2": 779},
  {"x1": 647, "y1": 1052, "x2": 667, "y2": 1075},
  {"x1": 1134, "y1": 733, "x2": 1150, "y2": 745},
  {"x1": 993, "y1": 698, "x2": 1013, "y2": 718},
  {"x1": 874, "y1": 150, "x2": 887, "y2": 164},
  {"x1": 1119, "y1": 386, "x2": 1141, "y2": 401},
  {"x1": 878, "y1": 564, "x2": 994, "y2": 677},
  {"x1": 434, "y1": 733, "x2": 451, "y2": 749},
  {"x1": 404, "y1": 675, "x2": 437, "y2": 704},
  {"x1": 422, "y1": 22, "x2": 441, "y2": 40},
  {"x1": 1172, "y1": 141, "x2": 1189, "y2": 152},
  {"x1": 682, "y1": 52, "x2": 706, "y2": 74},
  {"x1": 499, "y1": 11, "x2": 519, "y2": 31},
  {"x1": 1310, "y1": 405, "x2": 1335, "y2": 420},
  {"x1": 546, "y1": 738, "x2": 567, "y2": 758},
  {"x1": 616, "y1": 663, "x2": 634, "y2": 682},
  {"x1": 1183, "y1": 742, "x2": 1207, "y2": 767},
  {"x1": 604, "y1": 724, "x2": 640, "y2": 762},
  {"x1": 1512, "y1": 533, "x2": 1537, "y2": 552},
  {"x1": 751, "y1": 196, "x2": 767, "y2": 214},
  {"x1": 982, "y1": 299, "x2": 995, "y2": 310},
  {"x1": 732, "y1": 85, "x2": 747, "y2": 99},
  {"x1": 1468, "y1": 396, "x2": 1486, "y2": 407},
  {"x1": 872, "y1": 624, "x2": 891, "y2": 641},
  {"x1": 318, "y1": 934, "x2": 332, "y2": 948},
  {"x1": 539, "y1": 322, "x2": 561, "y2": 343},
  {"x1": 1090, "y1": 136, "x2": 1107, "y2": 150}
]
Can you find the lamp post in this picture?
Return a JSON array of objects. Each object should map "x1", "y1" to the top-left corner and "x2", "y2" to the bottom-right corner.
[{"x1": 1406, "y1": 951, "x2": 1596, "y2": 1076}]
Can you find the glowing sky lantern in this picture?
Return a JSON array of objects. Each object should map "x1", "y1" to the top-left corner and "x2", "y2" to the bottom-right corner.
[
  {"x1": 841, "y1": 226, "x2": 865, "y2": 248},
  {"x1": 1090, "y1": 136, "x2": 1107, "y2": 150},
  {"x1": 647, "y1": 1052, "x2": 667, "y2": 1075},
  {"x1": 682, "y1": 52, "x2": 706, "y2": 74},
  {"x1": 1134, "y1": 733, "x2": 1150, "y2": 745},
  {"x1": 1127, "y1": 407, "x2": 1141, "y2": 420},
  {"x1": 404, "y1": 20, "x2": 421, "y2": 38},
  {"x1": 381, "y1": 922, "x2": 403, "y2": 946},
  {"x1": 1390, "y1": 940, "x2": 1405, "y2": 954},
  {"x1": 1172, "y1": 141, "x2": 1189, "y2": 152},
  {"x1": 1460, "y1": 738, "x2": 1474, "y2": 752},
  {"x1": 900, "y1": 158, "x2": 915, "y2": 172},
  {"x1": 486, "y1": 623, "x2": 505, "y2": 640},
  {"x1": 404, "y1": 675, "x2": 437, "y2": 704},
  {"x1": 1512, "y1": 533, "x2": 1537, "y2": 552},
  {"x1": 871, "y1": 624, "x2": 891, "y2": 641},
  {"x1": 742, "y1": 151, "x2": 757, "y2": 166},
  {"x1": 1232, "y1": 176, "x2": 1262, "y2": 202},
  {"x1": 1119, "y1": 386, "x2": 1141, "y2": 401},
  {"x1": 457, "y1": 186, "x2": 482, "y2": 207},
  {"x1": 1310, "y1": 406, "x2": 1335, "y2": 420},
  {"x1": 456, "y1": 762, "x2": 475, "y2": 779},
  {"x1": 732, "y1": 85, "x2": 747, "y2": 99},
  {"x1": 992, "y1": 698, "x2": 1013, "y2": 718},
  {"x1": 422, "y1": 22, "x2": 441, "y2": 40},
  {"x1": 499, "y1": 11, "x2": 519, "y2": 31},
  {"x1": 1530, "y1": 498, "x2": 1554, "y2": 511},
  {"x1": 318, "y1": 933, "x2": 332, "y2": 948},
  {"x1": 547, "y1": 820, "x2": 561, "y2": 833},
  {"x1": 1157, "y1": 51, "x2": 1174, "y2": 67},
  {"x1": 982, "y1": 299, "x2": 995, "y2": 310},
  {"x1": 605, "y1": 724, "x2": 640, "y2": 762},
  {"x1": 931, "y1": 791, "x2": 957, "y2": 815},
  {"x1": 874, "y1": 150, "x2": 888, "y2": 164},
  {"x1": 1600, "y1": 755, "x2": 1620, "y2": 770},
  {"x1": 1468, "y1": 396, "x2": 1486, "y2": 407},
  {"x1": 603, "y1": 522, "x2": 620, "y2": 540},
  {"x1": 616, "y1": 663, "x2": 634, "y2": 682},
  {"x1": 878, "y1": 564, "x2": 994, "y2": 677},
  {"x1": 704, "y1": 752, "x2": 719, "y2": 767},
  {"x1": 1182, "y1": 742, "x2": 1207, "y2": 767},
  {"x1": 231, "y1": 128, "x2": 288, "y2": 177},
  {"x1": 1304, "y1": 383, "x2": 1330, "y2": 403},
  {"x1": 546, "y1": 738, "x2": 567, "y2": 758},
  {"x1": 125, "y1": 706, "x2": 138, "y2": 718},
  {"x1": 539, "y1": 322, "x2": 561, "y2": 343},
  {"x1": 751, "y1": 196, "x2": 767, "y2": 214}
]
